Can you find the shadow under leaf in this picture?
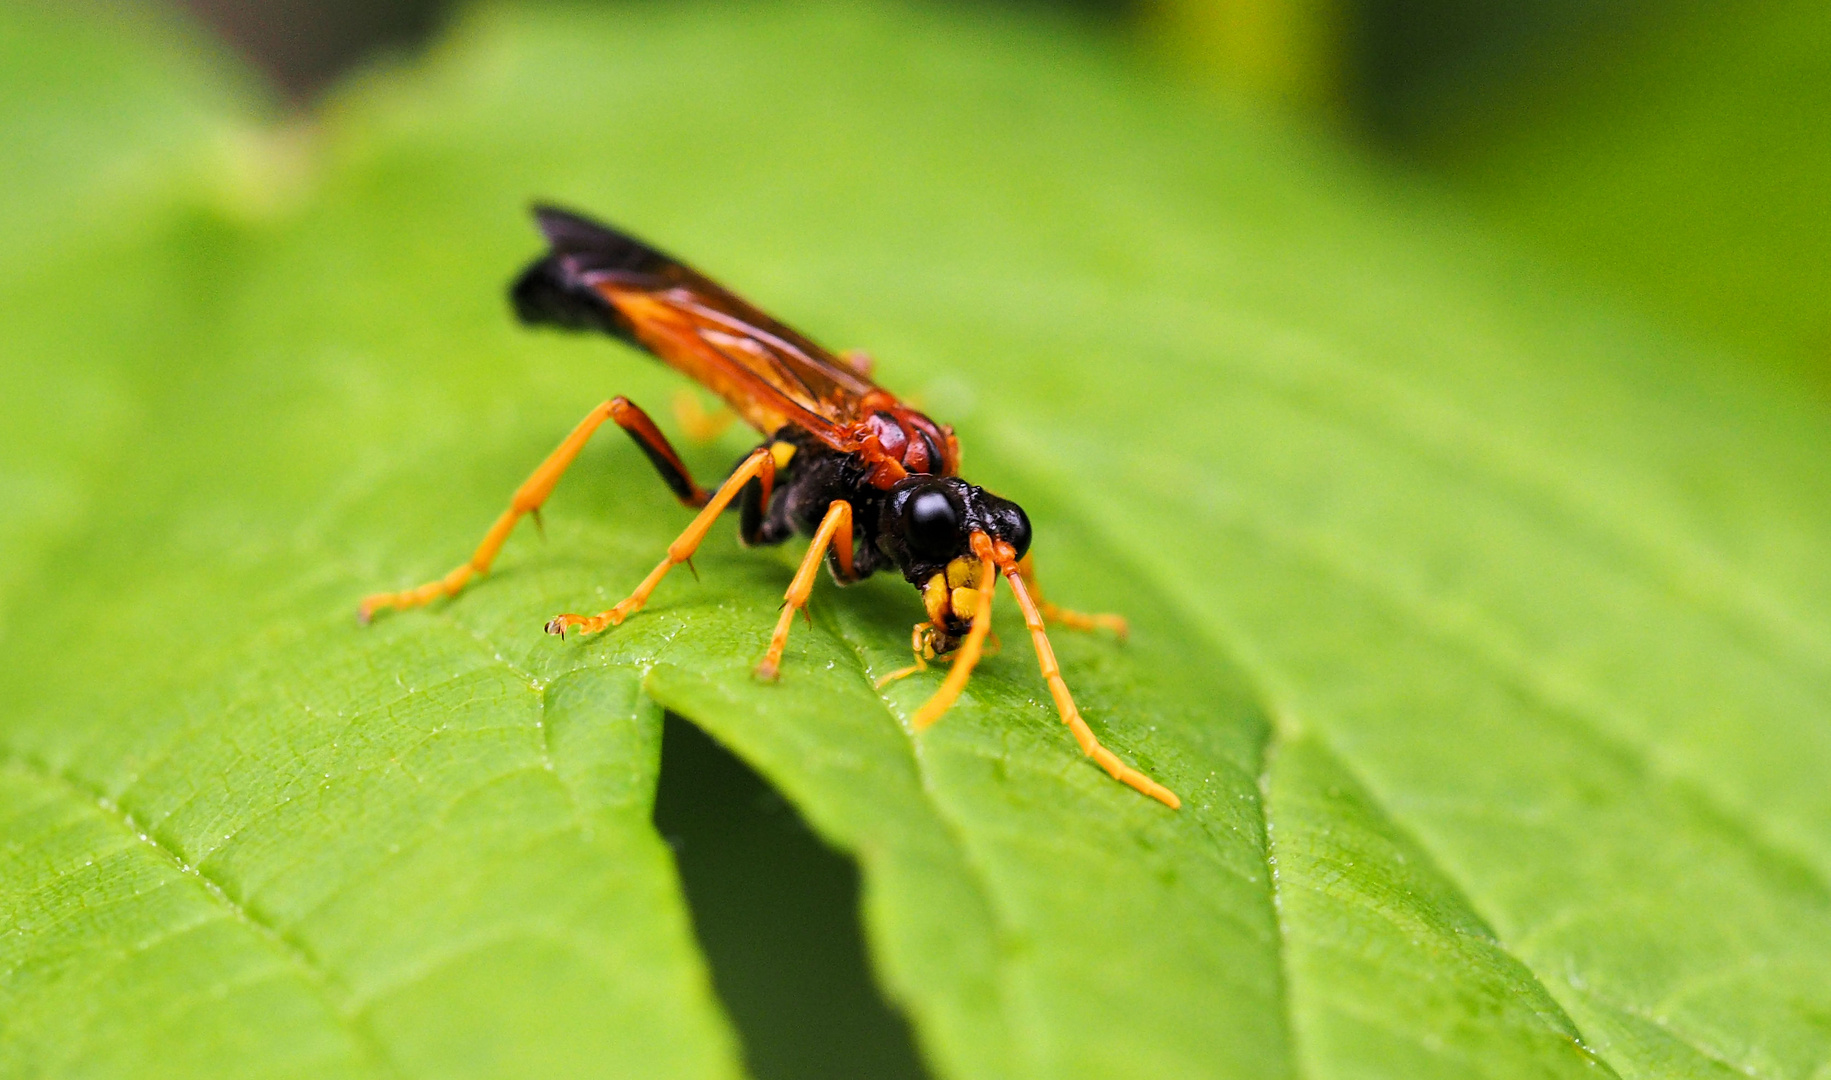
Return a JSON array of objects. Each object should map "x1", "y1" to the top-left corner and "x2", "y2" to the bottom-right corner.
[{"x1": 653, "y1": 712, "x2": 931, "y2": 1080}]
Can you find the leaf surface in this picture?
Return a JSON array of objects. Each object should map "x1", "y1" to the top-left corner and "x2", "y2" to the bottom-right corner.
[{"x1": 4, "y1": 4, "x2": 1831, "y2": 1080}]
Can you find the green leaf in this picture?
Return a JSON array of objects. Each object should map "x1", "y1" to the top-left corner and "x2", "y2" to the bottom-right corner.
[
  {"x1": 5, "y1": 3, "x2": 1831, "y2": 1080},
  {"x1": 0, "y1": 0, "x2": 266, "y2": 635}
]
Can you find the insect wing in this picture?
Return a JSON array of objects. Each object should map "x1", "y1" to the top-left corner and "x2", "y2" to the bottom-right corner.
[{"x1": 517, "y1": 207, "x2": 880, "y2": 449}]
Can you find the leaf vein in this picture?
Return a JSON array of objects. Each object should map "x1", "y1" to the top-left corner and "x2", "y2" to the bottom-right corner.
[{"x1": 0, "y1": 751, "x2": 404, "y2": 1079}]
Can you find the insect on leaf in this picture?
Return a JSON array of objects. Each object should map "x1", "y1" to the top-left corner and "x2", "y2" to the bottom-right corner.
[{"x1": 4, "y1": 3, "x2": 1831, "y2": 1080}]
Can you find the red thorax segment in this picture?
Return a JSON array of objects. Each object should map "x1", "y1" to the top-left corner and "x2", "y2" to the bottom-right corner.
[{"x1": 853, "y1": 390, "x2": 958, "y2": 488}]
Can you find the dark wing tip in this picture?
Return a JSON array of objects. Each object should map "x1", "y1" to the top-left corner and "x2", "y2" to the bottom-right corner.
[
  {"x1": 526, "y1": 203, "x2": 678, "y2": 275},
  {"x1": 511, "y1": 203, "x2": 679, "y2": 339},
  {"x1": 510, "y1": 256, "x2": 614, "y2": 333},
  {"x1": 530, "y1": 204, "x2": 618, "y2": 254}
]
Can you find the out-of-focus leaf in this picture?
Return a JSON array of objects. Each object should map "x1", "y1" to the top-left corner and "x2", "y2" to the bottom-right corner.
[
  {"x1": 1429, "y1": 0, "x2": 1831, "y2": 385},
  {"x1": 1147, "y1": 0, "x2": 1347, "y2": 111}
]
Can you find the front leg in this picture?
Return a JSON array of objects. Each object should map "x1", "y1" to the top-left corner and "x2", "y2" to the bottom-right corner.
[
  {"x1": 1001, "y1": 562, "x2": 1177, "y2": 808},
  {"x1": 754, "y1": 499, "x2": 854, "y2": 681}
]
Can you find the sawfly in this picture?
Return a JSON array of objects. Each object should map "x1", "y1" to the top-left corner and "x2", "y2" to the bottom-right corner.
[{"x1": 361, "y1": 207, "x2": 1177, "y2": 808}]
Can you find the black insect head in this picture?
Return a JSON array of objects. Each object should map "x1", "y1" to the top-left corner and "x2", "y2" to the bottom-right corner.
[{"x1": 875, "y1": 476, "x2": 1031, "y2": 583}]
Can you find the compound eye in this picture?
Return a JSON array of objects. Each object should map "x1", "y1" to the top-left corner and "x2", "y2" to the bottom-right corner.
[
  {"x1": 1002, "y1": 503, "x2": 1032, "y2": 560},
  {"x1": 905, "y1": 487, "x2": 963, "y2": 560}
]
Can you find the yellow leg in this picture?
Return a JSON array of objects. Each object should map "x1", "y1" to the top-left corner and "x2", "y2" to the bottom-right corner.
[
  {"x1": 1004, "y1": 566, "x2": 1178, "y2": 809},
  {"x1": 911, "y1": 533, "x2": 999, "y2": 731},
  {"x1": 672, "y1": 389, "x2": 735, "y2": 442},
  {"x1": 754, "y1": 500, "x2": 855, "y2": 680},
  {"x1": 359, "y1": 400, "x2": 620, "y2": 623},
  {"x1": 1016, "y1": 553, "x2": 1128, "y2": 639},
  {"x1": 545, "y1": 446, "x2": 775, "y2": 637}
]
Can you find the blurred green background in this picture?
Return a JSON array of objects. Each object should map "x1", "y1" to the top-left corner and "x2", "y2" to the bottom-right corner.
[{"x1": 175, "y1": 0, "x2": 1830, "y2": 388}]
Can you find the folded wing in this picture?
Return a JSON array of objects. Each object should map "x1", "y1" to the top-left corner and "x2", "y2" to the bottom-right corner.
[{"x1": 511, "y1": 205, "x2": 878, "y2": 450}]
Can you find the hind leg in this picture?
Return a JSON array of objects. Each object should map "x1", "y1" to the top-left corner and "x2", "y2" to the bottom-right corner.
[
  {"x1": 671, "y1": 389, "x2": 735, "y2": 442},
  {"x1": 360, "y1": 396, "x2": 708, "y2": 621}
]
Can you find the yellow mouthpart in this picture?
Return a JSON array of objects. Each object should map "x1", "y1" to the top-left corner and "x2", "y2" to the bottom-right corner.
[
  {"x1": 925, "y1": 556, "x2": 987, "y2": 627},
  {"x1": 923, "y1": 573, "x2": 949, "y2": 625},
  {"x1": 944, "y1": 557, "x2": 985, "y2": 623}
]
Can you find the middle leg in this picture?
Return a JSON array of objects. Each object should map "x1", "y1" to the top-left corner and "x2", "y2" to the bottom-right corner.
[{"x1": 545, "y1": 445, "x2": 775, "y2": 638}]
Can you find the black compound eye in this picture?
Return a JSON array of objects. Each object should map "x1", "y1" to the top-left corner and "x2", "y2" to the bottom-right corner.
[
  {"x1": 1001, "y1": 503, "x2": 1032, "y2": 560},
  {"x1": 905, "y1": 487, "x2": 962, "y2": 560}
]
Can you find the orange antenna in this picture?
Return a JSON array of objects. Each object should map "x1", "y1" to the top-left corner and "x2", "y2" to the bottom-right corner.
[
  {"x1": 1002, "y1": 563, "x2": 1180, "y2": 809},
  {"x1": 910, "y1": 533, "x2": 998, "y2": 730}
]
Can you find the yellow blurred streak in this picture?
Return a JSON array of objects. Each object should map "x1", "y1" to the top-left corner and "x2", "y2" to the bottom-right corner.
[{"x1": 1147, "y1": 0, "x2": 1344, "y2": 113}]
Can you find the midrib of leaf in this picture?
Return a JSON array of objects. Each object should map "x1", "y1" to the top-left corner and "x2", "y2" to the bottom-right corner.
[
  {"x1": 1260, "y1": 724, "x2": 1626, "y2": 1078},
  {"x1": 1076, "y1": 405, "x2": 1831, "y2": 1071},
  {"x1": 1152, "y1": 456, "x2": 1831, "y2": 898}
]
